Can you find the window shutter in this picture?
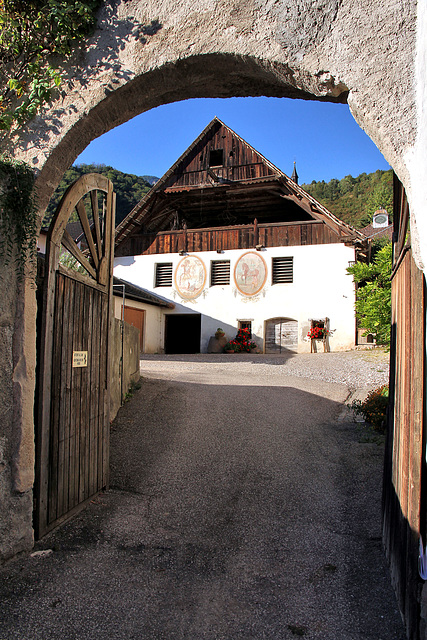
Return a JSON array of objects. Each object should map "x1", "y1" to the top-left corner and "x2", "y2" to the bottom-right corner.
[
  {"x1": 211, "y1": 260, "x2": 230, "y2": 286},
  {"x1": 155, "y1": 262, "x2": 173, "y2": 287},
  {"x1": 272, "y1": 257, "x2": 293, "y2": 284}
]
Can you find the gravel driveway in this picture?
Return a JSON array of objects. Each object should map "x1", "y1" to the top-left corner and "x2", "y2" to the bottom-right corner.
[
  {"x1": 0, "y1": 349, "x2": 403, "y2": 640},
  {"x1": 139, "y1": 349, "x2": 390, "y2": 391}
]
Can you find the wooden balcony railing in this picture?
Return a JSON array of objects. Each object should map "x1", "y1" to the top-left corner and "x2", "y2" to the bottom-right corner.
[{"x1": 116, "y1": 219, "x2": 341, "y2": 257}]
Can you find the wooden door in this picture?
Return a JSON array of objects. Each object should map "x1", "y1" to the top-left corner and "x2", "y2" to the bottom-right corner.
[
  {"x1": 265, "y1": 318, "x2": 298, "y2": 353},
  {"x1": 124, "y1": 306, "x2": 145, "y2": 350},
  {"x1": 35, "y1": 174, "x2": 115, "y2": 538}
]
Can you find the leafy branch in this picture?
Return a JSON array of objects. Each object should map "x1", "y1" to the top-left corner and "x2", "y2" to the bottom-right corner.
[
  {"x1": 0, "y1": 1, "x2": 101, "y2": 279},
  {"x1": 0, "y1": 0, "x2": 101, "y2": 132}
]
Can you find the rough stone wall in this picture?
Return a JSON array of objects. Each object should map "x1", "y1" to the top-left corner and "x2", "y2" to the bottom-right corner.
[
  {"x1": 2, "y1": 0, "x2": 417, "y2": 218},
  {"x1": 0, "y1": 0, "x2": 423, "y2": 564},
  {"x1": 0, "y1": 258, "x2": 34, "y2": 562}
]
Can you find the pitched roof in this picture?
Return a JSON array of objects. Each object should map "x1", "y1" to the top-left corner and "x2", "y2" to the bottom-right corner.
[
  {"x1": 115, "y1": 117, "x2": 366, "y2": 248},
  {"x1": 360, "y1": 223, "x2": 393, "y2": 241},
  {"x1": 113, "y1": 276, "x2": 175, "y2": 308}
]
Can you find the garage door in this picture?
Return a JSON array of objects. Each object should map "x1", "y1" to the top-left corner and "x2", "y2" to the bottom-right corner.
[
  {"x1": 124, "y1": 306, "x2": 145, "y2": 350},
  {"x1": 265, "y1": 318, "x2": 298, "y2": 353}
]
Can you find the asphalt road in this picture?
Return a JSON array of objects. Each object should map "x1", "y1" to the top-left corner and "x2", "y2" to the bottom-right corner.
[{"x1": 0, "y1": 354, "x2": 405, "y2": 639}]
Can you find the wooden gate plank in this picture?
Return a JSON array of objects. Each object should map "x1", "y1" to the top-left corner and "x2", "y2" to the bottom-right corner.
[
  {"x1": 100, "y1": 292, "x2": 109, "y2": 489},
  {"x1": 78, "y1": 282, "x2": 90, "y2": 503},
  {"x1": 61, "y1": 275, "x2": 76, "y2": 517},
  {"x1": 90, "y1": 288, "x2": 101, "y2": 497},
  {"x1": 48, "y1": 272, "x2": 65, "y2": 524}
]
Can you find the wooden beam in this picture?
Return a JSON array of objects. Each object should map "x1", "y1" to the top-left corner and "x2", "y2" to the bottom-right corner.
[
  {"x1": 75, "y1": 199, "x2": 99, "y2": 268},
  {"x1": 90, "y1": 190, "x2": 103, "y2": 262},
  {"x1": 61, "y1": 230, "x2": 97, "y2": 280}
]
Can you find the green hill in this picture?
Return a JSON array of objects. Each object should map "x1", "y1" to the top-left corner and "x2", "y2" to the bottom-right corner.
[
  {"x1": 301, "y1": 169, "x2": 393, "y2": 229},
  {"x1": 44, "y1": 164, "x2": 152, "y2": 227}
]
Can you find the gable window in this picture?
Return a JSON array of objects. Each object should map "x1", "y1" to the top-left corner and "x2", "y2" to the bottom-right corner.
[
  {"x1": 210, "y1": 260, "x2": 230, "y2": 286},
  {"x1": 155, "y1": 262, "x2": 173, "y2": 287},
  {"x1": 272, "y1": 257, "x2": 293, "y2": 284},
  {"x1": 209, "y1": 149, "x2": 224, "y2": 167}
]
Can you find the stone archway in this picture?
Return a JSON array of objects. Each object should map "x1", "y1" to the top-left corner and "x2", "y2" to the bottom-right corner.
[
  {"x1": 3, "y1": 0, "x2": 419, "y2": 229},
  {"x1": 1, "y1": 0, "x2": 425, "y2": 568}
]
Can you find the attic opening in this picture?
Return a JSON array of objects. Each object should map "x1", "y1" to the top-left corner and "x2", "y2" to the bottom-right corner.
[{"x1": 209, "y1": 149, "x2": 224, "y2": 167}]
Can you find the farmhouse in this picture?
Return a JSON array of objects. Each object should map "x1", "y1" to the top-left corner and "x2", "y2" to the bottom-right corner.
[{"x1": 114, "y1": 118, "x2": 368, "y2": 354}]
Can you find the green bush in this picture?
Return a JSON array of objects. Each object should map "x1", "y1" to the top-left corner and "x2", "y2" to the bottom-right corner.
[
  {"x1": 346, "y1": 243, "x2": 392, "y2": 346},
  {"x1": 349, "y1": 385, "x2": 389, "y2": 433}
]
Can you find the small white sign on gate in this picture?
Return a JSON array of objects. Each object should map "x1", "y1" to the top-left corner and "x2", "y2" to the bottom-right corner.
[{"x1": 72, "y1": 351, "x2": 88, "y2": 367}]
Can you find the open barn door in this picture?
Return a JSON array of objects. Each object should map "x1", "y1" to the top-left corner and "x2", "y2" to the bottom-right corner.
[{"x1": 35, "y1": 174, "x2": 115, "y2": 538}]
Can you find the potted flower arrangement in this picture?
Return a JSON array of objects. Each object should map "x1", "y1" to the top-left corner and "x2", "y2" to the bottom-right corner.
[
  {"x1": 307, "y1": 326, "x2": 329, "y2": 340},
  {"x1": 224, "y1": 328, "x2": 257, "y2": 353},
  {"x1": 215, "y1": 327, "x2": 225, "y2": 339},
  {"x1": 224, "y1": 341, "x2": 239, "y2": 353},
  {"x1": 308, "y1": 323, "x2": 331, "y2": 353}
]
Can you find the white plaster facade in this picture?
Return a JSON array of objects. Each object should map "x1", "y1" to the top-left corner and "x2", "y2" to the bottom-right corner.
[
  {"x1": 113, "y1": 295, "x2": 164, "y2": 354},
  {"x1": 114, "y1": 242, "x2": 356, "y2": 353}
]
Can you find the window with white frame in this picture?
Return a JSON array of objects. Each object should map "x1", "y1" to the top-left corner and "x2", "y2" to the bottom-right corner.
[{"x1": 272, "y1": 256, "x2": 293, "y2": 284}]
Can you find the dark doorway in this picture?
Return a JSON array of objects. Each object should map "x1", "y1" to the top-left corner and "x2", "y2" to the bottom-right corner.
[{"x1": 165, "y1": 314, "x2": 201, "y2": 354}]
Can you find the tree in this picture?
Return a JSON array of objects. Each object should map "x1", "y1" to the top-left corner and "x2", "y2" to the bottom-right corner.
[
  {"x1": 301, "y1": 169, "x2": 393, "y2": 229},
  {"x1": 0, "y1": 0, "x2": 100, "y2": 132},
  {"x1": 347, "y1": 243, "x2": 392, "y2": 345}
]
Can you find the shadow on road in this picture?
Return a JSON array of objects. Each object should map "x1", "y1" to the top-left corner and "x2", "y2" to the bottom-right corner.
[{"x1": 0, "y1": 370, "x2": 404, "y2": 640}]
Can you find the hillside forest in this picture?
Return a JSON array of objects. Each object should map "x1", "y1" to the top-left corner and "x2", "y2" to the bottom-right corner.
[
  {"x1": 45, "y1": 164, "x2": 393, "y2": 230},
  {"x1": 301, "y1": 169, "x2": 393, "y2": 228}
]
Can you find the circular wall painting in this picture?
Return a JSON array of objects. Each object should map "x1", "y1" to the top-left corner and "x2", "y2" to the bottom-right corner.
[
  {"x1": 234, "y1": 251, "x2": 267, "y2": 296},
  {"x1": 174, "y1": 255, "x2": 207, "y2": 299}
]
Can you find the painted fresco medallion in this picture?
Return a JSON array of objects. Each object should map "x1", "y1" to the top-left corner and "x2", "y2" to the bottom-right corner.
[
  {"x1": 234, "y1": 251, "x2": 267, "y2": 296},
  {"x1": 175, "y1": 255, "x2": 206, "y2": 299}
]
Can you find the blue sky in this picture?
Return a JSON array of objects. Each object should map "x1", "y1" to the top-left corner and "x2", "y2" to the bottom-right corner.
[{"x1": 76, "y1": 96, "x2": 390, "y2": 185}]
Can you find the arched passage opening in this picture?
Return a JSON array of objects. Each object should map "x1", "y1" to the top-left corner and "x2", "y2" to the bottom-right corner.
[{"x1": 1, "y1": 3, "x2": 424, "y2": 634}]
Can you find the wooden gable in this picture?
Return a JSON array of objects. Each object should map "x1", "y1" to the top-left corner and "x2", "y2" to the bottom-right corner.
[
  {"x1": 115, "y1": 118, "x2": 368, "y2": 258},
  {"x1": 163, "y1": 118, "x2": 278, "y2": 190}
]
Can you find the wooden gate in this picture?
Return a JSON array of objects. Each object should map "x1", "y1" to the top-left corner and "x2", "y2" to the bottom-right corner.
[
  {"x1": 382, "y1": 174, "x2": 426, "y2": 639},
  {"x1": 35, "y1": 174, "x2": 116, "y2": 538},
  {"x1": 265, "y1": 318, "x2": 298, "y2": 353}
]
